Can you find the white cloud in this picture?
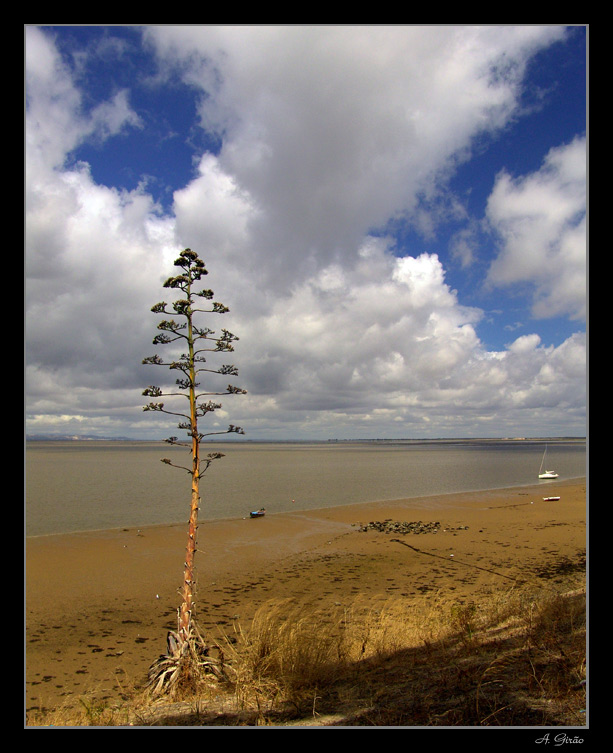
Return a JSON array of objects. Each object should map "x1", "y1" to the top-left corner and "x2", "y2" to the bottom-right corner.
[
  {"x1": 147, "y1": 26, "x2": 566, "y2": 283},
  {"x1": 486, "y1": 136, "x2": 587, "y2": 320},
  {"x1": 227, "y1": 242, "x2": 585, "y2": 438},
  {"x1": 26, "y1": 161, "x2": 177, "y2": 403},
  {"x1": 25, "y1": 26, "x2": 142, "y2": 174}
]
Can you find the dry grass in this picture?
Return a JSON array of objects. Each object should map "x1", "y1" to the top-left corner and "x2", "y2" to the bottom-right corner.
[{"x1": 26, "y1": 572, "x2": 586, "y2": 727}]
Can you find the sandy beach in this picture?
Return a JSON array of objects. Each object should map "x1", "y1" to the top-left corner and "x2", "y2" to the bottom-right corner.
[{"x1": 25, "y1": 478, "x2": 586, "y2": 715}]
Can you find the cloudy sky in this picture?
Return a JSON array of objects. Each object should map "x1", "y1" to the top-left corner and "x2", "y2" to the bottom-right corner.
[{"x1": 25, "y1": 25, "x2": 587, "y2": 441}]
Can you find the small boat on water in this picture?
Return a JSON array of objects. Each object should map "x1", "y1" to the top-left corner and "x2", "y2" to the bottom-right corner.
[
  {"x1": 250, "y1": 508, "x2": 266, "y2": 518},
  {"x1": 538, "y1": 445, "x2": 559, "y2": 479},
  {"x1": 543, "y1": 496, "x2": 561, "y2": 502}
]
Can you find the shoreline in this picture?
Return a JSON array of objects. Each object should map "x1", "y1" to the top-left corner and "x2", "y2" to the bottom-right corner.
[
  {"x1": 26, "y1": 478, "x2": 586, "y2": 714},
  {"x1": 25, "y1": 474, "x2": 587, "y2": 541}
]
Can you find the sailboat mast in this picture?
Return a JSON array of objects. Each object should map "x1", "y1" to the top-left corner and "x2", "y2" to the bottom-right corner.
[{"x1": 539, "y1": 445, "x2": 547, "y2": 474}]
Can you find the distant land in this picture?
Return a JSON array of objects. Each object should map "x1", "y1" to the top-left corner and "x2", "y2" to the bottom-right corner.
[
  {"x1": 25, "y1": 434, "x2": 586, "y2": 444},
  {"x1": 26, "y1": 434, "x2": 140, "y2": 442}
]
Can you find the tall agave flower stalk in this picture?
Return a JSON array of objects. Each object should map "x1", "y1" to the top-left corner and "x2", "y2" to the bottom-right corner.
[{"x1": 142, "y1": 248, "x2": 245, "y2": 692}]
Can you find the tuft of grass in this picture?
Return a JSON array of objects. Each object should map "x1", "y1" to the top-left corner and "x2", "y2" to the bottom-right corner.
[{"x1": 218, "y1": 599, "x2": 352, "y2": 719}]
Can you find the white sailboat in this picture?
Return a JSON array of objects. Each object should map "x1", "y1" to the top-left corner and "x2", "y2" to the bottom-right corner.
[{"x1": 538, "y1": 445, "x2": 559, "y2": 479}]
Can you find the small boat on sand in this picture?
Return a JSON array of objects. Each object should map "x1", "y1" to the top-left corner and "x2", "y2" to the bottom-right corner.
[
  {"x1": 543, "y1": 496, "x2": 561, "y2": 502},
  {"x1": 250, "y1": 508, "x2": 266, "y2": 518}
]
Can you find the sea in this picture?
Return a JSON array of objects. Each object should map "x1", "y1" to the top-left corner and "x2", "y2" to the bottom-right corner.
[{"x1": 25, "y1": 439, "x2": 586, "y2": 538}]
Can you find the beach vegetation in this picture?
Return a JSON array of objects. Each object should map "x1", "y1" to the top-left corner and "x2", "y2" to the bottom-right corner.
[
  {"x1": 142, "y1": 248, "x2": 246, "y2": 696},
  {"x1": 26, "y1": 579, "x2": 586, "y2": 727}
]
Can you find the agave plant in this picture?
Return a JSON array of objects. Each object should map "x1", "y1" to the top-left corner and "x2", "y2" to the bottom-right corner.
[
  {"x1": 147, "y1": 620, "x2": 236, "y2": 697},
  {"x1": 142, "y1": 248, "x2": 246, "y2": 696}
]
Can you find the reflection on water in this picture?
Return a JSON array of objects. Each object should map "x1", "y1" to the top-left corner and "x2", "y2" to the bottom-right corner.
[{"x1": 25, "y1": 440, "x2": 586, "y2": 536}]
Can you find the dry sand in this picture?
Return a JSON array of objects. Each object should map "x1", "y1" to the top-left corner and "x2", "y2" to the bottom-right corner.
[{"x1": 25, "y1": 478, "x2": 586, "y2": 713}]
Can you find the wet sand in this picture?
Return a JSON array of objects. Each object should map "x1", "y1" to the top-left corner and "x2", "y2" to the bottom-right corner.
[{"x1": 25, "y1": 478, "x2": 586, "y2": 713}]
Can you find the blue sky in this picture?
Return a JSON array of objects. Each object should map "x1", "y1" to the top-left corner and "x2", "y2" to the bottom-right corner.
[{"x1": 25, "y1": 25, "x2": 587, "y2": 440}]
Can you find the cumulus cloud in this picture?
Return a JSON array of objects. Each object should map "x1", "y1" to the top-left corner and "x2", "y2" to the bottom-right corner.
[
  {"x1": 25, "y1": 26, "x2": 142, "y2": 174},
  {"x1": 149, "y1": 25, "x2": 566, "y2": 285},
  {"x1": 25, "y1": 26, "x2": 586, "y2": 439},
  {"x1": 26, "y1": 26, "x2": 176, "y2": 424},
  {"x1": 485, "y1": 136, "x2": 587, "y2": 320}
]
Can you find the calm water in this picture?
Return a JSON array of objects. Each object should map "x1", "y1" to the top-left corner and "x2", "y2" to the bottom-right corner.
[{"x1": 25, "y1": 440, "x2": 586, "y2": 537}]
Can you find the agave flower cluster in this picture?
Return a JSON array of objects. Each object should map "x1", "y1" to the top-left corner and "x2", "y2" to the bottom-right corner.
[{"x1": 142, "y1": 248, "x2": 246, "y2": 447}]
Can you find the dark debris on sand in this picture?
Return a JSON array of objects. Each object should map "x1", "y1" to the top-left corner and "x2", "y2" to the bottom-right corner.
[{"x1": 357, "y1": 520, "x2": 469, "y2": 535}]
